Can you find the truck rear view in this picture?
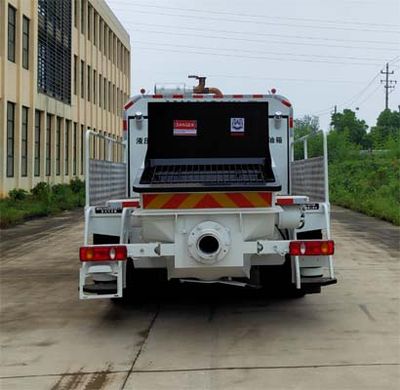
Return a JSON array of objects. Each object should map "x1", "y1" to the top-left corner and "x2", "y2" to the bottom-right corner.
[{"x1": 79, "y1": 77, "x2": 336, "y2": 300}]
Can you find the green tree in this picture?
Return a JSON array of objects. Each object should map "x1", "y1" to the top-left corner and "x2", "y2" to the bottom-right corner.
[
  {"x1": 330, "y1": 109, "x2": 368, "y2": 147},
  {"x1": 293, "y1": 115, "x2": 322, "y2": 159},
  {"x1": 369, "y1": 109, "x2": 400, "y2": 148},
  {"x1": 294, "y1": 115, "x2": 319, "y2": 139},
  {"x1": 327, "y1": 128, "x2": 359, "y2": 162}
]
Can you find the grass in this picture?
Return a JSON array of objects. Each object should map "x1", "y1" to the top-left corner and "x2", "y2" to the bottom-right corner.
[
  {"x1": 0, "y1": 179, "x2": 85, "y2": 229},
  {"x1": 329, "y1": 154, "x2": 400, "y2": 225}
]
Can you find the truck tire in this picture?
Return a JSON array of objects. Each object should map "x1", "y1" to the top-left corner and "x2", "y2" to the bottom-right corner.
[{"x1": 259, "y1": 256, "x2": 305, "y2": 298}]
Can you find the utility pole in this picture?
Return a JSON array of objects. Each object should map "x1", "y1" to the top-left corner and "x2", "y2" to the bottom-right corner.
[{"x1": 380, "y1": 63, "x2": 397, "y2": 110}]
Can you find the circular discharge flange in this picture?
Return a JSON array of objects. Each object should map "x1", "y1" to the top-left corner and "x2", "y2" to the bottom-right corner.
[{"x1": 187, "y1": 221, "x2": 231, "y2": 265}]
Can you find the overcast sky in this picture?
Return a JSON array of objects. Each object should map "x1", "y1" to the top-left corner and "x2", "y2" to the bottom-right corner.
[{"x1": 107, "y1": 0, "x2": 400, "y2": 130}]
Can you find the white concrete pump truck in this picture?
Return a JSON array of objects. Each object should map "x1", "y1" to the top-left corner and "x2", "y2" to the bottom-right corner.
[{"x1": 79, "y1": 76, "x2": 336, "y2": 300}]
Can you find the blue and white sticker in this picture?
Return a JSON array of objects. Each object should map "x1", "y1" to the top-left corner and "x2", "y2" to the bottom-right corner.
[{"x1": 230, "y1": 117, "x2": 245, "y2": 134}]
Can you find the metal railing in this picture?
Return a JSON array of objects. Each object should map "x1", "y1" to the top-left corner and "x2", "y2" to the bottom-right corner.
[
  {"x1": 290, "y1": 130, "x2": 329, "y2": 204},
  {"x1": 85, "y1": 130, "x2": 127, "y2": 207},
  {"x1": 290, "y1": 131, "x2": 334, "y2": 285}
]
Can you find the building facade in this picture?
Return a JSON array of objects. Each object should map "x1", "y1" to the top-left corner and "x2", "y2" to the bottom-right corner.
[{"x1": 0, "y1": 0, "x2": 131, "y2": 196}]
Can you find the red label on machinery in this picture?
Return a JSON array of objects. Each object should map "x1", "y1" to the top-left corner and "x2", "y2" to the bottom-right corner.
[{"x1": 173, "y1": 120, "x2": 197, "y2": 136}]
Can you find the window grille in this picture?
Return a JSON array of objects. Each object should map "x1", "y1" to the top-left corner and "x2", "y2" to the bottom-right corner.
[{"x1": 38, "y1": 0, "x2": 72, "y2": 104}]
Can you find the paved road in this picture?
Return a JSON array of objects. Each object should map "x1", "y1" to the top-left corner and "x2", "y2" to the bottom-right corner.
[{"x1": 0, "y1": 207, "x2": 399, "y2": 389}]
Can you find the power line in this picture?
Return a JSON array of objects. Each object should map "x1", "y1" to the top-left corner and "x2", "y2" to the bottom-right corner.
[
  {"x1": 311, "y1": 71, "x2": 382, "y2": 115},
  {"x1": 344, "y1": 74, "x2": 381, "y2": 108},
  {"x1": 125, "y1": 21, "x2": 400, "y2": 46},
  {"x1": 131, "y1": 27, "x2": 399, "y2": 53},
  {"x1": 144, "y1": 69, "x2": 368, "y2": 84},
  {"x1": 134, "y1": 45, "x2": 382, "y2": 67},
  {"x1": 204, "y1": 73, "x2": 366, "y2": 85},
  {"x1": 128, "y1": 9, "x2": 400, "y2": 35},
  {"x1": 125, "y1": 9, "x2": 400, "y2": 34},
  {"x1": 112, "y1": 1, "x2": 400, "y2": 31},
  {"x1": 357, "y1": 85, "x2": 382, "y2": 107},
  {"x1": 134, "y1": 40, "x2": 384, "y2": 63}
]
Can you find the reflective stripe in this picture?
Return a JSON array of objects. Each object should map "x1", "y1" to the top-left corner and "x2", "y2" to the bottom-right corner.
[{"x1": 142, "y1": 192, "x2": 272, "y2": 209}]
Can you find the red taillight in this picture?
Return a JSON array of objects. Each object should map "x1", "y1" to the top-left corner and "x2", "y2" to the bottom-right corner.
[
  {"x1": 289, "y1": 240, "x2": 334, "y2": 256},
  {"x1": 123, "y1": 119, "x2": 127, "y2": 131},
  {"x1": 281, "y1": 99, "x2": 292, "y2": 107},
  {"x1": 289, "y1": 116, "x2": 294, "y2": 129},
  {"x1": 80, "y1": 246, "x2": 127, "y2": 262},
  {"x1": 276, "y1": 197, "x2": 294, "y2": 206}
]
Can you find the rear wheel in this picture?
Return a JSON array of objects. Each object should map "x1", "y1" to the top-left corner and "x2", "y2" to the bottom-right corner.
[
  {"x1": 93, "y1": 235, "x2": 167, "y2": 303},
  {"x1": 259, "y1": 256, "x2": 305, "y2": 298},
  {"x1": 259, "y1": 229, "x2": 325, "y2": 297}
]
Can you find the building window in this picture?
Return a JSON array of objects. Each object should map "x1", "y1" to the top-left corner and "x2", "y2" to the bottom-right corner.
[
  {"x1": 21, "y1": 106, "x2": 29, "y2": 177},
  {"x1": 81, "y1": 0, "x2": 85, "y2": 34},
  {"x1": 127, "y1": 49, "x2": 129, "y2": 75},
  {"x1": 8, "y1": 5, "x2": 16, "y2": 62},
  {"x1": 113, "y1": 84, "x2": 116, "y2": 113},
  {"x1": 108, "y1": 81, "x2": 111, "y2": 112},
  {"x1": 74, "y1": 55, "x2": 78, "y2": 95},
  {"x1": 38, "y1": 0, "x2": 72, "y2": 104},
  {"x1": 22, "y1": 16, "x2": 30, "y2": 69},
  {"x1": 74, "y1": 0, "x2": 78, "y2": 28},
  {"x1": 46, "y1": 114, "x2": 52, "y2": 176},
  {"x1": 116, "y1": 41, "x2": 119, "y2": 69},
  {"x1": 35, "y1": 111, "x2": 41, "y2": 176},
  {"x1": 73, "y1": 122, "x2": 77, "y2": 175},
  {"x1": 81, "y1": 60, "x2": 85, "y2": 98},
  {"x1": 127, "y1": 50, "x2": 130, "y2": 76},
  {"x1": 93, "y1": 70, "x2": 97, "y2": 104},
  {"x1": 81, "y1": 125, "x2": 84, "y2": 174},
  {"x1": 104, "y1": 79, "x2": 107, "y2": 109},
  {"x1": 98, "y1": 74, "x2": 102, "y2": 107},
  {"x1": 7, "y1": 102, "x2": 15, "y2": 177},
  {"x1": 56, "y1": 117, "x2": 61, "y2": 175},
  {"x1": 87, "y1": 65, "x2": 91, "y2": 101},
  {"x1": 104, "y1": 26, "x2": 108, "y2": 57},
  {"x1": 87, "y1": 4, "x2": 91, "y2": 41},
  {"x1": 65, "y1": 120, "x2": 71, "y2": 175},
  {"x1": 121, "y1": 90, "x2": 124, "y2": 116},
  {"x1": 121, "y1": 48, "x2": 124, "y2": 74},
  {"x1": 99, "y1": 18, "x2": 103, "y2": 51},
  {"x1": 94, "y1": 12, "x2": 97, "y2": 46},
  {"x1": 109, "y1": 32, "x2": 112, "y2": 60},
  {"x1": 113, "y1": 35, "x2": 116, "y2": 64}
]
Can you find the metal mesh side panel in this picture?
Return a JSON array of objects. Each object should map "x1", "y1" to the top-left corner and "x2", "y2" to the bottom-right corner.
[
  {"x1": 291, "y1": 156, "x2": 325, "y2": 202},
  {"x1": 89, "y1": 159, "x2": 126, "y2": 206}
]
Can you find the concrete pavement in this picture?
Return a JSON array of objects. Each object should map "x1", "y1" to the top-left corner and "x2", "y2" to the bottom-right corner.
[{"x1": 0, "y1": 206, "x2": 399, "y2": 389}]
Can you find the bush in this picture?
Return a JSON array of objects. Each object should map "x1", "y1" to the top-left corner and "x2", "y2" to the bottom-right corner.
[
  {"x1": 8, "y1": 188, "x2": 28, "y2": 201},
  {"x1": 1, "y1": 179, "x2": 85, "y2": 228},
  {"x1": 51, "y1": 184, "x2": 75, "y2": 210},
  {"x1": 329, "y1": 154, "x2": 400, "y2": 225},
  {"x1": 31, "y1": 182, "x2": 51, "y2": 199},
  {"x1": 70, "y1": 177, "x2": 85, "y2": 194}
]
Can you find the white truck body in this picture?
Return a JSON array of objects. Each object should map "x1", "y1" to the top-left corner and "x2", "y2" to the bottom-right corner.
[{"x1": 79, "y1": 85, "x2": 336, "y2": 300}]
